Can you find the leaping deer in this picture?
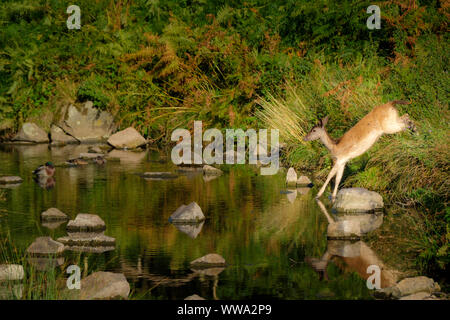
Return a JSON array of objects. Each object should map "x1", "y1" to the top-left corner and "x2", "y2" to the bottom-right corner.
[{"x1": 303, "y1": 101, "x2": 416, "y2": 201}]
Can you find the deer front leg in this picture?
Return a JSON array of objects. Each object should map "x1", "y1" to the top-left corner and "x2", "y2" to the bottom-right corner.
[
  {"x1": 331, "y1": 163, "x2": 346, "y2": 202},
  {"x1": 316, "y1": 163, "x2": 338, "y2": 199}
]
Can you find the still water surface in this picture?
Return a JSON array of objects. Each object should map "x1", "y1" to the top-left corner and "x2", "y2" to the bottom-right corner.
[{"x1": 0, "y1": 144, "x2": 380, "y2": 299}]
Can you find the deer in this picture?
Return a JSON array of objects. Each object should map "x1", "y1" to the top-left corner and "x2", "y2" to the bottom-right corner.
[{"x1": 303, "y1": 100, "x2": 416, "y2": 201}]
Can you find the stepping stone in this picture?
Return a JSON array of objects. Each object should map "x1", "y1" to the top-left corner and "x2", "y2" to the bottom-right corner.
[
  {"x1": 71, "y1": 272, "x2": 130, "y2": 300},
  {"x1": 296, "y1": 175, "x2": 311, "y2": 186},
  {"x1": 190, "y1": 253, "x2": 226, "y2": 268},
  {"x1": 57, "y1": 232, "x2": 116, "y2": 247},
  {"x1": 333, "y1": 188, "x2": 383, "y2": 212},
  {"x1": 26, "y1": 237, "x2": 65, "y2": 255},
  {"x1": 41, "y1": 208, "x2": 69, "y2": 221},
  {"x1": 169, "y1": 202, "x2": 205, "y2": 223},
  {"x1": 0, "y1": 176, "x2": 23, "y2": 185},
  {"x1": 66, "y1": 214, "x2": 106, "y2": 232}
]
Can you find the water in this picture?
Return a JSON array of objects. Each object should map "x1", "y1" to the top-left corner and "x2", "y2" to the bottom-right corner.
[{"x1": 0, "y1": 144, "x2": 383, "y2": 300}]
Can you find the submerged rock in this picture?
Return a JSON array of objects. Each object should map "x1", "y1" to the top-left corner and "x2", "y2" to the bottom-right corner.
[
  {"x1": 203, "y1": 165, "x2": 223, "y2": 176},
  {"x1": 190, "y1": 253, "x2": 226, "y2": 268},
  {"x1": 0, "y1": 264, "x2": 24, "y2": 281},
  {"x1": 0, "y1": 176, "x2": 23, "y2": 185},
  {"x1": 57, "y1": 101, "x2": 116, "y2": 142},
  {"x1": 66, "y1": 214, "x2": 106, "y2": 232},
  {"x1": 12, "y1": 122, "x2": 49, "y2": 143},
  {"x1": 142, "y1": 172, "x2": 178, "y2": 180},
  {"x1": 286, "y1": 167, "x2": 297, "y2": 187},
  {"x1": 169, "y1": 202, "x2": 205, "y2": 223},
  {"x1": 107, "y1": 127, "x2": 146, "y2": 149},
  {"x1": 333, "y1": 188, "x2": 383, "y2": 212},
  {"x1": 185, "y1": 294, "x2": 206, "y2": 300},
  {"x1": 41, "y1": 208, "x2": 69, "y2": 221},
  {"x1": 74, "y1": 272, "x2": 130, "y2": 300},
  {"x1": 26, "y1": 237, "x2": 65, "y2": 255}
]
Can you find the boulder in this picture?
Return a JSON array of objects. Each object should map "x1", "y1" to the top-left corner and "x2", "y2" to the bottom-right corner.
[
  {"x1": 203, "y1": 165, "x2": 223, "y2": 176},
  {"x1": 26, "y1": 237, "x2": 65, "y2": 255},
  {"x1": 185, "y1": 294, "x2": 206, "y2": 300},
  {"x1": 333, "y1": 188, "x2": 383, "y2": 212},
  {"x1": 58, "y1": 101, "x2": 116, "y2": 142},
  {"x1": 394, "y1": 276, "x2": 440, "y2": 298},
  {"x1": 66, "y1": 214, "x2": 106, "y2": 232},
  {"x1": 190, "y1": 253, "x2": 226, "y2": 268},
  {"x1": 0, "y1": 264, "x2": 24, "y2": 281},
  {"x1": 0, "y1": 176, "x2": 23, "y2": 185},
  {"x1": 296, "y1": 175, "x2": 311, "y2": 186},
  {"x1": 169, "y1": 202, "x2": 205, "y2": 223},
  {"x1": 107, "y1": 127, "x2": 146, "y2": 149},
  {"x1": 286, "y1": 167, "x2": 297, "y2": 187},
  {"x1": 12, "y1": 122, "x2": 49, "y2": 143},
  {"x1": 41, "y1": 208, "x2": 69, "y2": 221},
  {"x1": 399, "y1": 292, "x2": 432, "y2": 300},
  {"x1": 50, "y1": 125, "x2": 78, "y2": 145},
  {"x1": 74, "y1": 272, "x2": 130, "y2": 300}
]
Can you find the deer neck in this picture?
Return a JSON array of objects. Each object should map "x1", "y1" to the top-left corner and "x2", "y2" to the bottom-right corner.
[{"x1": 319, "y1": 131, "x2": 337, "y2": 154}]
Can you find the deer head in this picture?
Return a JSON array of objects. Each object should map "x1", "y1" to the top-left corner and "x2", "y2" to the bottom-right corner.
[{"x1": 303, "y1": 116, "x2": 329, "y2": 142}]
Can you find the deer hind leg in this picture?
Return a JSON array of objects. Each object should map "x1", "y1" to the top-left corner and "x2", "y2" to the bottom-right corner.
[
  {"x1": 316, "y1": 163, "x2": 338, "y2": 199},
  {"x1": 331, "y1": 163, "x2": 346, "y2": 202}
]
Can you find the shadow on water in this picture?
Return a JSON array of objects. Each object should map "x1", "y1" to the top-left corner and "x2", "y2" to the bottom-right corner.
[{"x1": 0, "y1": 144, "x2": 400, "y2": 299}]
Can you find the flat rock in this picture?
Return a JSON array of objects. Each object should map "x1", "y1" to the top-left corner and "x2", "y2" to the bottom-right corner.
[
  {"x1": 26, "y1": 237, "x2": 64, "y2": 255},
  {"x1": 41, "y1": 208, "x2": 69, "y2": 221},
  {"x1": 57, "y1": 102, "x2": 116, "y2": 142},
  {"x1": 57, "y1": 232, "x2": 115, "y2": 247},
  {"x1": 286, "y1": 167, "x2": 297, "y2": 187},
  {"x1": 169, "y1": 202, "x2": 205, "y2": 223},
  {"x1": 296, "y1": 175, "x2": 311, "y2": 186},
  {"x1": 107, "y1": 127, "x2": 146, "y2": 149},
  {"x1": 0, "y1": 176, "x2": 23, "y2": 185},
  {"x1": 66, "y1": 214, "x2": 106, "y2": 232},
  {"x1": 0, "y1": 264, "x2": 24, "y2": 281},
  {"x1": 142, "y1": 172, "x2": 178, "y2": 180},
  {"x1": 399, "y1": 292, "x2": 432, "y2": 300},
  {"x1": 203, "y1": 165, "x2": 223, "y2": 176},
  {"x1": 190, "y1": 253, "x2": 226, "y2": 268},
  {"x1": 333, "y1": 188, "x2": 384, "y2": 212},
  {"x1": 75, "y1": 272, "x2": 130, "y2": 300},
  {"x1": 50, "y1": 125, "x2": 78, "y2": 145},
  {"x1": 12, "y1": 122, "x2": 49, "y2": 143},
  {"x1": 185, "y1": 294, "x2": 206, "y2": 300},
  {"x1": 394, "y1": 276, "x2": 440, "y2": 298}
]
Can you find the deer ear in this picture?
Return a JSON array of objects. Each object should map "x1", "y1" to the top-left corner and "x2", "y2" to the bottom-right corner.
[{"x1": 321, "y1": 116, "x2": 329, "y2": 127}]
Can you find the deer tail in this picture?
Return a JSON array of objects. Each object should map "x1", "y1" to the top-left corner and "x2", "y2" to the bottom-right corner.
[{"x1": 391, "y1": 100, "x2": 411, "y2": 105}]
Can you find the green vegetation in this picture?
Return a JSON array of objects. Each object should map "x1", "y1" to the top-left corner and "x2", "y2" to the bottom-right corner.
[{"x1": 0, "y1": 0, "x2": 448, "y2": 279}]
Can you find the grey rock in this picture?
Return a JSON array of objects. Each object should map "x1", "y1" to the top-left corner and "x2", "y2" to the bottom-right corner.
[
  {"x1": 0, "y1": 264, "x2": 24, "y2": 281},
  {"x1": 185, "y1": 294, "x2": 206, "y2": 300},
  {"x1": 12, "y1": 122, "x2": 49, "y2": 143},
  {"x1": 57, "y1": 232, "x2": 115, "y2": 247},
  {"x1": 41, "y1": 208, "x2": 69, "y2": 221},
  {"x1": 169, "y1": 202, "x2": 205, "y2": 223},
  {"x1": 58, "y1": 102, "x2": 116, "y2": 142},
  {"x1": 394, "y1": 276, "x2": 440, "y2": 298},
  {"x1": 296, "y1": 175, "x2": 311, "y2": 186},
  {"x1": 0, "y1": 176, "x2": 23, "y2": 185},
  {"x1": 66, "y1": 214, "x2": 106, "y2": 232},
  {"x1": 286, "y1": 167, "x2": 297, "y2": 187},
  {"x1": 107, "y1": 127, "x2": 146, "y2": 149},
  {"x1": 74, "y1": 272, "x2": 130, "y2": 300},
  {"x1": 190, "y1": 253, "x2": 226, "y2": 268},
  {"x1": 26, "y1": 237, "x2": 64, "y2": 255},
  {"x1": 50, "y1": 125, "x2": 78, "y2": 145},
  {"x1": 333, "y1": 188, "x2": 384, "y2": 212},
  {"x1": 203, "y1": 165, "x2": 223, "y2": 176}
]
